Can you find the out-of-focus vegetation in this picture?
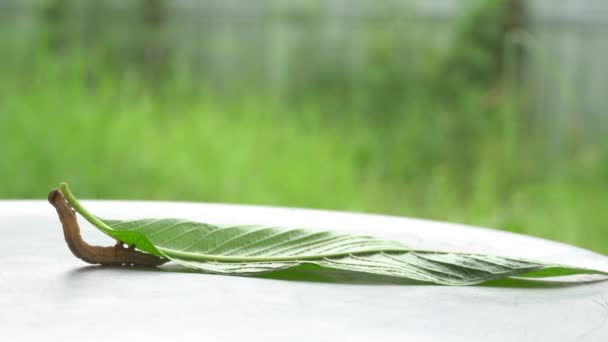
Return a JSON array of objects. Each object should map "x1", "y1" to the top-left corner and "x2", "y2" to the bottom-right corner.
[{"x1": 1, "y1": 0, "x2": 607, "y2": 253}]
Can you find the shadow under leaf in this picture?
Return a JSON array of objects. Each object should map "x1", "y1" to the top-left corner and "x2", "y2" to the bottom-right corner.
[{"x1": 66, "y1": 262, "x2": 607, "y2": 288}]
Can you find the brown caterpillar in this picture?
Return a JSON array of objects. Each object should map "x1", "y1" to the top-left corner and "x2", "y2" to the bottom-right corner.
[{"x1": 48, "y1": 189, "x2": 168, "y2": 267}]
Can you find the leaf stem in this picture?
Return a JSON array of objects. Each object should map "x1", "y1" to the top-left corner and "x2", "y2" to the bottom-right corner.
[{"x1": 59, "y1": 182, "x2": 110, "y2": 233}]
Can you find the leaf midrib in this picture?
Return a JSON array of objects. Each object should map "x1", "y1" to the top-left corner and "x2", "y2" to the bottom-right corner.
[{"x1": 157, "y1": 246, "x2": 413, "y2": 262}]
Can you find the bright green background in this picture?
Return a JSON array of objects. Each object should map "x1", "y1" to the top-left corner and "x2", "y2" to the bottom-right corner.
[{"x1": 1, "y1": 1, "x2": 606, "y2": 254}]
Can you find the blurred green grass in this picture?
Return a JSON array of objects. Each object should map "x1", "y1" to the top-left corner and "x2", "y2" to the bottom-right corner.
[
  {"x1": 1, "y1": 0, "x2": 607, "y2": 255},
  {"x1": 1, "y1": 50, "x2": 607, "y2": 255}
]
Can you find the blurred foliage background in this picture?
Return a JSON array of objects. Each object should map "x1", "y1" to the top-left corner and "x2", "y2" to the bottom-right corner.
[{"x1": 1, "y1": 0, "x2": 607, "y2": 253}]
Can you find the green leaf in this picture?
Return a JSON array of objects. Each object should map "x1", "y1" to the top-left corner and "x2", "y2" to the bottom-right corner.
[{"x1": 59, "y1": 183, "x2": 608, "y2": 285}]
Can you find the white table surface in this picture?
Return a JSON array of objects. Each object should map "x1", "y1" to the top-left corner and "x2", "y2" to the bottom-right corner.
[{"x1": 1, "y1": 200, "x2": 607, "y2": 342}]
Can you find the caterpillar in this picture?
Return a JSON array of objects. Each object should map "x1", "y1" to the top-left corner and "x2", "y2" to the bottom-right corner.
[{"x1": 48, "y1": 189, "x2": 168, "y2": 267}]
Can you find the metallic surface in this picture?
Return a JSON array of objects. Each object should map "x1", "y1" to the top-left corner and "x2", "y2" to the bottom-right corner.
[{"x1": 1, "y1": 200, "x2": 607, "y2": 341}]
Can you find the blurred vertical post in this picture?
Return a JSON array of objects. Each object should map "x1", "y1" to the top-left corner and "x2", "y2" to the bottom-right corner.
[
  {"x1": 140, "y1": 0, "x2": 167, "y2": 82},
  {"x1": 502, "y1": 0, "x2": 526, "y2": 184},
  {"x1": 38, "y1": 0, "x2": 70, "y2": 52}
]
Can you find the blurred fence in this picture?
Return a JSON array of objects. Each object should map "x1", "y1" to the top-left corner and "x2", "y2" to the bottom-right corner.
[
  {"x1": 1, "y1": 0, "x2": 608, "y2": 141},
  {"x1": 527, "y1": 0, "x2": 608, "y2": 145}
]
